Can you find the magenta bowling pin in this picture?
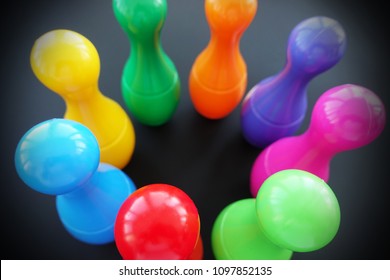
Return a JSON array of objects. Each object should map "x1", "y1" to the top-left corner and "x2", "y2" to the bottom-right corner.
[
  {"x1": 241, "y1": 16, "x2": 347, "y2": 148},
  {"x1": 250, "y1": 84, "x2": 386, "y2": 197}
]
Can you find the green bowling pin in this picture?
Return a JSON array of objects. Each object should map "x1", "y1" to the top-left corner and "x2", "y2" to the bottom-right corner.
[
  {"x1": 113, "y1": 0, "x2": 180, "y2": 126},
  {"x1": 212, "y1": 198, "x2": 293, "y2": 260},
  {"x1": 212, "y1": 169, "x2": 340, "y2": 259}
]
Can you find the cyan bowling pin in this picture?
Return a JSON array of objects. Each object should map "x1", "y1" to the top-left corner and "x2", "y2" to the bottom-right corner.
[{"x1": 14, "y1": 119, "x2": 136, "y2": 244}]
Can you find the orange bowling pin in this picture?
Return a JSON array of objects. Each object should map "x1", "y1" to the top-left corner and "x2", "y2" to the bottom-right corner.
[{"x1": 189, "y1": 0, "x2": 257, "y2": 119}]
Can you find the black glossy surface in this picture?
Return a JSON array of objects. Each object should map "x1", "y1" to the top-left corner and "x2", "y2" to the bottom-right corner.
[{"x1": 1, "y1": 0, "x2": 388, "y2": 260}]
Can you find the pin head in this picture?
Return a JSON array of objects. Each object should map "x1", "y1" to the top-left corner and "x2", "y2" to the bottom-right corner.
[
  {"x1": 205, "y1": 0, "x2": 257, "y2": 34},
  {"x1": 212, "y1": 198, "x2": 293, "y2": 260},
  {"x1": 288, "y1": 16, "x2": 346, "y2": 74},
  {"x1": 310, "y1": 84, "x2": 386, "y2": 151},
  {"x1": 114, "y1": 184, "x2": 200, "y2": 259},
  {"x1": 30, "y1": 29, "x2": 100, "y2": 100},
  {"x1": 113, "y1": 0, "x2": 167, "y2": 37},
  {"x1": 256, "y1": 169, "x2": 340, "y2": 252},
  {"x1": 14, "y1": 119, "x2": 100, "y2": 195}
]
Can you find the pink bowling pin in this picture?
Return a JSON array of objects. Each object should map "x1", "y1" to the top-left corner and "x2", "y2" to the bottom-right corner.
[{"x1": 250, "y1": 84, "x2": 386, "y2": 197}]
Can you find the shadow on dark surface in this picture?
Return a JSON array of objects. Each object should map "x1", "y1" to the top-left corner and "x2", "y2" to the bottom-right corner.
[{"x1": 1, "y1": 0, "x2": 389, "y2": 260}]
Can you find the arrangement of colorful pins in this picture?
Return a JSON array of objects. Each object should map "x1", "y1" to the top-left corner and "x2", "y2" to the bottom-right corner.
[{"x1": 13, "y1": 0, "x2": 386, "y2": 260}]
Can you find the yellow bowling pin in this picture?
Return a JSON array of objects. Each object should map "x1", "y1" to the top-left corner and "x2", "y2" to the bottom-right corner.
[{"x1": 30, "y1": 29, "x2": 135, "y2": 169}]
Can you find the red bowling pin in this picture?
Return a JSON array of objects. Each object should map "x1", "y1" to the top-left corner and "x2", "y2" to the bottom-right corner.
[{"x1": 114, "y1": 184, "x2": 202, "y2": 259}]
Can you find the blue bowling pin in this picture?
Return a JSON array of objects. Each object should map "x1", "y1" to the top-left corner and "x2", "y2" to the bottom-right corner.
[
  {"x1": 240, "y1": 16, "x2": 347, "y2": 148},
  {"x1": 14, "y1": 118, "x2": 136, "y2": 244}
]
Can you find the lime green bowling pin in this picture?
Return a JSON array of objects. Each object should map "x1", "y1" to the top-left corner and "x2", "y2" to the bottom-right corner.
[
  {"x1": 212, "y1": 169, "x2": 340, "y2": 259},
  {"x1": 113, "y1": 0, "x2": 180, "y2": 126}
]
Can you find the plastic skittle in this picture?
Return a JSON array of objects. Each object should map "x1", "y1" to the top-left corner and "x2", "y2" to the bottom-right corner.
[
  {"x1": 250, "y1": 84, "x2": 386, "y2": 197},
  {"x1": 241, "y1": 16, "x2": 347, "y2": 148},
  {"x1": 212, "y1": 169, "x2": 340, "y2": 259},
  {"x1": 189, "y1": 0, "x2": 257, "y2": 119},
  {"x1": 14, "y1": 119, "x2": 136, "y2": 244},
  {"x1": 113, "y1": 0, "x2": 180, "y2": 126},
  {"x1": 114, "y1": 184, "x2": 203, "y2": 260},
  {"x1": 30, "y1": 29, "x2": 135, "y2": 169},
  {"x1": 212, "y1": 199, "x2": 293, "y2": 260}
]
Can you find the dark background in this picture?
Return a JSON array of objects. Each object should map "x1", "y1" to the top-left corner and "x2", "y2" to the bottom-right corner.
[{"x1": 1, "y1": 0, "x2": 389, "y2": 260}]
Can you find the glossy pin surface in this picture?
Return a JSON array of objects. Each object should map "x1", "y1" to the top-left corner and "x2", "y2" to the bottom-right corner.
[
  {"x1": 113, "y1": 0, "x2": 180, "y2": 126},
  {"x1": 250, "y1": 84, "x2": 386, "y2": 197},
  {"x1": 212, "y1": 169, "x2": 340, "y2": 258},
  {"x1": 241, "y1": 16, "x2": 347, "y2": 148},
  {"x1": 189, "y1": 0, "x2": 257, "y2": 119},
  {"x1": 14, "y1": 119, "x2": 136, "y2": 244},
  {"x1": 212, "y1": 198, "x2": 293, "y2": 260},
  {"x1": 257, "y1": 170, "x2": 340, "y2": 252},
  {"x1": 30, "y1": 29, "x2": 135, "y2": 169},
  {"x1": 114, "y1": 184, "x2": 202, "y2": 259}
]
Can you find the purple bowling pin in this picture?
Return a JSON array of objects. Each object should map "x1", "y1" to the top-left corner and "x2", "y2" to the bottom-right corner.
[
  {"x1": 241, "y1": 16, "x2": 347, "y2": 148},
  {"x1": 250, "y1": 84, "x2": 386, "y2": 197}
]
